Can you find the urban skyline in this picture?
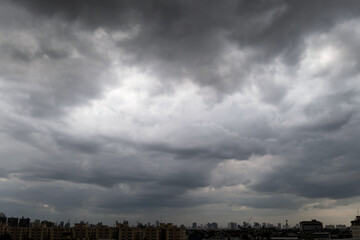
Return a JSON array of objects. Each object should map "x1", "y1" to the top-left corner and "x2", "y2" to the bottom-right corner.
[
  {"x1": 1, "y1": 212, "x2": 360, "y2": 240},
  {"x1": 1, "y1": 0, "x2": 360, "y2": 226},
  {"x1": 0, "y1": 212, "x2": 355, "y2": 229}
]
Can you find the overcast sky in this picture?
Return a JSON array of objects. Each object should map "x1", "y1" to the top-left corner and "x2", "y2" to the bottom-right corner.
[{"x1": 1, "y1": 0, "x2": 360, "y2": 226}]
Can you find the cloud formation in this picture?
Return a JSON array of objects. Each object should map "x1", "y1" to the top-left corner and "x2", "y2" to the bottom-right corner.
[{"x1": 1, "y1": 0, "x2": 360, "y2": 225}]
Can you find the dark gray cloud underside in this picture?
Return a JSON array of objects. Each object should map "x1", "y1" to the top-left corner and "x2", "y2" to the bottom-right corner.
[{"x1": 1, "y1": 0, "x2": 360, "y2": 223}]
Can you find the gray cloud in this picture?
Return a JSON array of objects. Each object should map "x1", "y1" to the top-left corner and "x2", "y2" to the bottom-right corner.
[
  {"x1": 11, "y1": 0, "x2": 360, "y2": 96},
  {"x1": 1, "y1": 0, "x2": 360, "y2": 226}
]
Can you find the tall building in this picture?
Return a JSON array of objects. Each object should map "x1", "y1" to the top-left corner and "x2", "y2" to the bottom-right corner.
[
  {"x1": 0, "y1": 219, "x2": 186, "y2": 240},
  {"x1": 351, "y1": 216, "x2": 360, "y2": 238},
  {"x1": 0, "y1": 213, "x2": 7, "y2": 224},
  {"x1": 7, "y1": 217, "x2": 19, "y2": 227},
  {"x1": 336, "y1": 224, "x2": 346, "y2": 230},
  {"x1": 117, "y1": 221, "x2": 185, "y2": 240},
  {"x1": 228, "y1": 222, "x2": 237, "y2": 230},
  {"x1": 192, "y1": 222, "x2": 197, "y2": 229},
  {"x1": 143, "y1": 226, "x2": 159, "y2": 240},
  {"x1": 95, "y1": 225, "x2": 115, "y2": 239},
  {"x1": 33, "y1": 219, "x2": 41, "y2": 226},
  {"x1": 325, "y1": 224, "x2": 335, "y2": 230},
  {"x1": 29, "y1": 224, "x2": 51, "y2": 240},
  {"x1": 159, "y1": 223, "x2": 186, "y2": 240},
  {"x1": 19, "y1": 217, "x2": 30, "y2": 227},
  {"x1": 8, "y1": 226, "x2": 29, "y2": 240},
  {"x1": 72, "y1": 222, "x2": 91, "y2": 240},
  {"x1": 299, "y1": 219, "x2": 323, "y2": 232}
]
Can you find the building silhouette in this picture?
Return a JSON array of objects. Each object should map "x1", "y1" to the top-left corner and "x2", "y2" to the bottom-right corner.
[
  {"x1": 299, "y1": 219, "x2": 323, "y2": 232},
  {"x1": 351, "y1": 216, "x2": 360, "y2": 238}
]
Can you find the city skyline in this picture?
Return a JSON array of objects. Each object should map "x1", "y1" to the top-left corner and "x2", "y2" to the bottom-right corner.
[
  {"x1": 1, "y1": 0, "x2": 360, "y2": 226},
  {"x1": 0, "y1": 212, "x2": 355, "y2": 229}
]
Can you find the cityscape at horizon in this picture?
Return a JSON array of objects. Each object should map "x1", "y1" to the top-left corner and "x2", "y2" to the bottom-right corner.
[
  {"x1": 1, "y1": 0, "x2": 360, "y2": 230},
  {"x1": 2, "y1": 213, "x2": 360, "y2": 240},
  {"x1": 0, "y1": 212, "x2": 357, "y2": 229}
]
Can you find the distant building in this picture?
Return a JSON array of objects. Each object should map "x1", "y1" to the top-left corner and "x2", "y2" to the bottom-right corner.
[
  {"x1": 336, "y1": 224, "x2": 347, "y2": 230},
  {"x1": 211, "y1": 222, "x2": 218, "y2": 229},
  {"x1": 325, "y1": 225, "x2": 335, "y2": 230},
  {"x1": 65, "y1": 220, "x2": 71, "y2": 228},
  {"x1": 228, "y1": 222, "x2": 237, "y2": 230},
  {"x1": 117, "y1": 221, "x2": 186, "y2": 240},
  {"x1": 29, "y1": 223, "x2": 52, "y2": 240},
  {"x1": 192, "y1": 222, "x2": 197, "y2": 229},
  {"x1": 41, "y1": 220, "x2": 54, "y2": 228},
  {"x1": 7, "y1": 217, "x2": 19, "y2": 227},
  {"x1": 33, "y1": 219, "x2": 41, "y2": 226},
  {"x1": 351, "y1": 216, "x2": 360, "y2": 238},
  {"x1": 8, "y1": 225, "x2": 29, "y2": 240},
  {"x1": 58, "y1": 221, "x2": 64, "y2": 227},
  {"x1": 299, "y1": 219, "x2": 323, "y2": 232},
  {"x1": 19, "y1": 217, "x2": 30, "y2": 227},
  {"x1": 267, "y1": 223, "x2": 275, "y2": 228},
  {"x1": 0, "y1": 213, "x2": 6, "y2": 224}
]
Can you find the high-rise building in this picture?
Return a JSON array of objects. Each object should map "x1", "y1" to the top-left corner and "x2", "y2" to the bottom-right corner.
[
  {"x1": 72, "y1": 222, "x2": 90, "y2": 239},
  {"x1": 117, "y1": 221, "x2": 185, "y2": 240},
  {"x1": 325, "y1": 224, "x2": 335, "y2": 229},
  {"x1": 58, "y1": 221, "x2": 64, "y2": 227},
  {"x1": 65, "y1": 220, "x2": 71, "y2": 228},
  {"x1": 19, "y1": 217, "x2": 30, "y2": 227},
  {"x1": 29, "y1": 224, "x2": 51, "y2": 240},
  {"x1": 336, "y1": 224, "x2": 346, "y2": 230},
  {"x1": 0, "y1": 213, "x2": 6, "y2": 224},
  {"x1": 228, "y1": 222, "x2": 237, "y2": 230},
  {"x1": 351, "y1": 216, "x2": 360, "y2": 238},
  {"x1": 211, "y1": 222, "x2": 218, "y2": 229},
  {"x1": 192, "y1": 222, "x2": 197, "y2": 229},
  {"x1": 7, "y1": 217, "x2": 19, "y2": 227},
  {"x1": 299, "y1": 219, "x2": 323, "y2": 232}
]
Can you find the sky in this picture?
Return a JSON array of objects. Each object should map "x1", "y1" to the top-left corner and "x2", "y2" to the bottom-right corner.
[{"x1": 1, "y1": 0, "x2": 360, "y2": 227}]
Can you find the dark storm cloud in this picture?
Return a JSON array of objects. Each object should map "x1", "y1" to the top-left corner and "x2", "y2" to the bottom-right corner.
[
  {"x1": 141, "y1": 138, "x2": 267, "y2": 161},
  {"x1": 303, "y1": 89, "x2": 358, "y2": 127},
  {"x1": 0, "y1": 3, "x2": 115, "y2": 118},
  {"x1": 10, "y1": 0, "x2": 360, "y2": 94},
  {"x1": 2, "y1": 0, "x2": 360, "y2": 223},
  {"x1": 250, "y1": 117, "x2": 360, "y2": 199},
  {"x1": 96, "y1": 184, "x2": 211, "y2": 211},
  {"x1": 55, "y1": 134, "x2": 103, "y2": 154},
  {"x1": 2, "y1": 41, "x2": 72, "y2": 63}
]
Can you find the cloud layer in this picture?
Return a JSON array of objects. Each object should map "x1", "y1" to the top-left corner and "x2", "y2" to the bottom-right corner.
[{"x1": 1, "y1": 0, "x2": 360, "y2": 225}]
